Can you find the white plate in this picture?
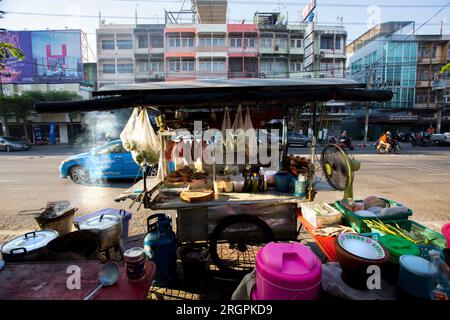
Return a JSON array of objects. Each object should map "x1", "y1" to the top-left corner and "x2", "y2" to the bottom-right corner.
[{"x1": 338, "y1": 233, "x2": 386, "y2": 260}]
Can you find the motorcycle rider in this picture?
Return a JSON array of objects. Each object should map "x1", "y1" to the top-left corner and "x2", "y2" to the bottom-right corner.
[
  {"x1": 378, "y1": 131, "x2": 392, "y2": 152},
  {"x1": 340, "y1": 131, "x2": 352, "y2": 148}
]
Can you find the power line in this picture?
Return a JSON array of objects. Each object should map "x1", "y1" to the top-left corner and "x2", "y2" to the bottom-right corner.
[{"x1": 4, "y1": 11, "x2": 449, "y2": 26}]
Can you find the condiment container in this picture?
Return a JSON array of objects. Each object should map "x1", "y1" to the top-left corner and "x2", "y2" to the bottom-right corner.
[
  {"x1": 223, "y1": 180, "x2": 234, "y2": 193},
  {"x1": 398, "y1": 255, "x2": 438, "y2": 299},
  {"x1": 124, "y1": 247, "x2": 147, "y2": 281}
]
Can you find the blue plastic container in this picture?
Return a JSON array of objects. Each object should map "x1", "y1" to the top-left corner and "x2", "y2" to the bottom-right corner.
[
  {"x1": 73, "y1": 208, "x2": 132, "y2": 244},
  {"x1": 275, "y1": 172, "x2": 292, "y2": 193},
  {"x1": 143, "y1": 214, "x2": 177, "y2": 286},
  {"x1": 398, "y1": 255, "x2": 437, "y2": 299}
]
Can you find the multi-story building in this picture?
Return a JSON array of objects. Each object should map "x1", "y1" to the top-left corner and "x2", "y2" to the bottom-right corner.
[
  {"x1": 96, "y1": 24, "x2": 135, "y2": 88},
  {"x1": 134, "y1": 24, "x2": 165, "y2": 82},
  {"x1": 346, "y1": 21, "x2": 450, "y2": 138},
  {"x1": 254, "y1": 12, "x2": 290, "y2": 78},
  {"x1": 196, "y1": 24, "x2": 228, "y2": 79},
  {"x1": 227, "y1": 23, "x2": 259, "y2": 78}
]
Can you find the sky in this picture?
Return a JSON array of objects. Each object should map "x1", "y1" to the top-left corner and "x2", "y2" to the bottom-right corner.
[{"x1": 1, "y1": 0, "x2": 449, "y2": 62}]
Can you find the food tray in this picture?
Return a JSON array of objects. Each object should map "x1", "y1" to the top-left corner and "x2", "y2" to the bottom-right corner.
[
  {"x1": 334, "y1": 198, "x2": 413, "y2": 233},
  {"x1": 301, "y1": 202, "x2": 341, "y2": 228},
  {"x1": 366, "y1": 219, "x2": 446, "y2": 251}
]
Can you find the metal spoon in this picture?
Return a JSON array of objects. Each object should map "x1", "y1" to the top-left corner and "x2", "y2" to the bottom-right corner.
[{"x1": 83, "y1": 262, "x2": 120, "y2": 300}]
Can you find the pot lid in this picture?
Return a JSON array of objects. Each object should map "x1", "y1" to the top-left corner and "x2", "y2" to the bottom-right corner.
[
  {"x1": 77, "y1": 214, "x2": 122, "y2": 231},
  {"x1": 1, "y1": 230, "x2": 59, "y2": 255},
  {"x1": 380, "y1": 235, "x2": 420, "y2": 259}
]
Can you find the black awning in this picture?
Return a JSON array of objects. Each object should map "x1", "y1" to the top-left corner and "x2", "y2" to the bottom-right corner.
[{"x1": 35, "y1": 79, "x2": 393, "y2": 114}]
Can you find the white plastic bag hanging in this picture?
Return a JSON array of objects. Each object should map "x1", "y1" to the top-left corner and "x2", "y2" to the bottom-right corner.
[
  {"x1": 233, "y1": 105, "x2": 246, "y2": 161},
  {"x1": 244, "y1": 106, "x2": 258, "y2": 161},
  {"x1": 221, "y1": 106, "x2": 234, "y2": 157},
  {"x1": 120, "y1": 107, "x2": 161, "y2": 167}
]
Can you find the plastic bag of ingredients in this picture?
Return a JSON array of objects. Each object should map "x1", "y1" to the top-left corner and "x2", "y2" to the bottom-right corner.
[
  {"x1": 244, "y1": 106, "x2": 258, "y2": 161},
  {"x1": 120, "y1": 107, "x2": 160, "y2": 167},
  {"x1": 221, "y1": 106, "x2": 234, "y2": 153},
  {"x1": 232, "y1": 105, "x2": 246, "y2": 158}
]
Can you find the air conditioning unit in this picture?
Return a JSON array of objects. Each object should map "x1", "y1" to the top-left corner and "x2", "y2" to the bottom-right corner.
[{"x1": 274, "y1": 45, "x2": 279, "y2": 51}]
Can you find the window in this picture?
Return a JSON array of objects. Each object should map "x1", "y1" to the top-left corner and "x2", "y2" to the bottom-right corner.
[
  {"x1": 150, "y1": 62, "x2": 163, "y2": 72},
  {"x1": 138, "y1": 35, "x2": 148, "y2": 49},
  {"x1": 199, "y1": 37, "x2": 212, "y2": 47},
  {"x1": 290, "y1": 62, "x2": 302, "y2": 72},
  {"x1": 101, "y1": 40, "x2": 115, "y2": 50},
  {"x1": 116, "y1": 39, "x2": 132, "y2": 50},
  {"x1": 432, "y1": 46, "x2": 438, "y2": 58},
  {"x1": 320, "y1": 36, "x2": 341, "y2": 50},
  {"x1": 274, "y1": 38, "x2": 287, "y2": 49},
  {"x1": 117, "y1": 63, "x2": 133, "y2": 73},
  {"x1": 102, "y1": 64, "x2": 115, "y2": 74},
  {"x1": 230, "y1": 38, "x2": 242, "y2": 47},
  {"x1": 260, "y1": 38, "x2": 272, "y2": 49},
  {"x1": 213, "y1": 37, "x2": 225, "y2": 47},
  {"x1": 290, "y1": 39, "x2": 302, "y2": 48},
  {"x1": 150, "y1": 36, "x2": 164, "y2": 48},
  {"x1": 137, "y1": 61, "x2": 148, "y2": 73},
  {"x1": 199, "y1": 60, "x2": 211, "y2": 72},
  {"x1": 244, "y1": 38, "x2": 255, "y2": 48},
  {"x1": 181, "y1": 38, "x2": 194, "y2": 47},
  {"x1": 169, "y1": 37, "x2": 180, "y2": 48},
  {"x1": 168, "y1": 60, "x2": 194, "y2": 72}
]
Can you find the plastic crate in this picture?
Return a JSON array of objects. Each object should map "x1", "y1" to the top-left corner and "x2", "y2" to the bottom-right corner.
[
  {"x1": 333, "y1": 198, "x2": 413, "y2": 233},
  {"x1": 367, "y1": 219, "x2": 446, "y2": 251}
]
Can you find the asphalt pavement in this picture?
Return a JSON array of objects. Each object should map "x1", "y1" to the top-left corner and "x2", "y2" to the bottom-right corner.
[{"x1": 0, "y1": 143, "x2": 449, "y2": 243}]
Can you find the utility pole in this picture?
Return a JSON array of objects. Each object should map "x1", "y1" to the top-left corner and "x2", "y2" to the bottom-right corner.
[{"x1": 363, "y1": 67, "x2": 374, "y2": 145}]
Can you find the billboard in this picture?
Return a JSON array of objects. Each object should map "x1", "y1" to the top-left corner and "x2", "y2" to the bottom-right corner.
[{"x1": 0, "y1": 30, "x2": 83, "y2": 84}]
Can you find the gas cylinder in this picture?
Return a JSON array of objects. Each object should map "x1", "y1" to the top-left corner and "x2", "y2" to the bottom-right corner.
[{"x1": 143, "y1": 214, "x2": 177, "y2": 286}]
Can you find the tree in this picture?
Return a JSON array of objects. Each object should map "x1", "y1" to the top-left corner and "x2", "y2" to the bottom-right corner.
[
  {"x1": 440, "y1": 62, "x2": 450, "y2": 75},
  {"x1": 0, "y1": 91, "x2": 81, "y2": 142},
  {"x1": 0, "y1": 42, "x2": 24, "y2": 71}
]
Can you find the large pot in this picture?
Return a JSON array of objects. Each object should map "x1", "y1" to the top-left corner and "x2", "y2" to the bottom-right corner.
[
  {"x1": 46, "y1": 230, "x2": 101, "y2": 261},
  {"x1": 74, "y1": 213, "x2": 122, "y2": 251},
  {"x1": 0, "y1": 230, "x2": 59, "y2": 262}
]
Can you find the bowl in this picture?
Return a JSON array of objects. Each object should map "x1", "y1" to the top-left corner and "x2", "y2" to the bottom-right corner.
[
  {"x1": 335, "y1": 233, "x2": 390, "y2": 289},
  {"x1": 233, "y1": 180, "x2": 245, "y2": 193},
  {"x1": 337, "y1": 233, "x2": 386, "y2": 260}
]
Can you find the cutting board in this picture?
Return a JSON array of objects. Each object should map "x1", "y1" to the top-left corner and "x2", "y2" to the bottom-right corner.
[{"x1": 180, "y1": 190, "x2": 214, "y2": 203}]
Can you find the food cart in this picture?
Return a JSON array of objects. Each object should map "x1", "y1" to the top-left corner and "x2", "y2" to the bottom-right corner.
[{"x1": 36, "y1": 78, "x2": 394, "y2": 277}]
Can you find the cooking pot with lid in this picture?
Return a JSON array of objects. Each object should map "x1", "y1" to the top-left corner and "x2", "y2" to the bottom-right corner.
[
  {"x1": 74, "y1": 214, "x2": 122, "y2": 251},
  {"x1": 0, "y1": 230, "x2": 59, "y2": 262}
]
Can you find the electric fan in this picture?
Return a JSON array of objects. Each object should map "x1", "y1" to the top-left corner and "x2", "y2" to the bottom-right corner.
[{"x1": 320, "y1": 144, "x2": 361, "y2": 199}]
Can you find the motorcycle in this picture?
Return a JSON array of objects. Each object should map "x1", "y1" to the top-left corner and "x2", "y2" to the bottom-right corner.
[
  {"x1": 338, "y1": 138, "x2": 355, "y2": 151},
  {"x1": 376, "y1": 139, "x2": 402, "y2": 154},
  {"x1": 411, "y1": 136, "x2": 431, "y2": 147}
]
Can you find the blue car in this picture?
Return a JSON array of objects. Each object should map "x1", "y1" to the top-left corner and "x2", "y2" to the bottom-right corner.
[{"x1": 60, "y1": 140, "x2": 156, "y2": 184}]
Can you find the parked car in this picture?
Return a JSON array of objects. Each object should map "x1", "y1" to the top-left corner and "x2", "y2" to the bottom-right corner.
[
  {"x1": 431, "y1": 132, "x2": 450, "y2": 146},
  {"x1": 287, "y1": 132, "x2": 312, "y2": 147},
  {"x1": 0, "y1": 136, "x2": 31, "y2": 152},
  {"x1": 59, "y1": 140, "x2": 157, "y2": 184}
]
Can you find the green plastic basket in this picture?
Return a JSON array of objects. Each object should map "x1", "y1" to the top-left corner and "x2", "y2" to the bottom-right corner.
[
  {"x1": 334, "y1": 198, "x2": 413, "y2": 233},
  {"x1": 367, "y1": 219, "x2": 446, "y2": 251}
]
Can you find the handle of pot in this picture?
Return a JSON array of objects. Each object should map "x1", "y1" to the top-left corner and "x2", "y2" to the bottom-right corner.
[
  {"x1": 74, "y1": 221, "x2": 80, "y2": 230},
  {"x1": 119, "y1": 209, "x2": 127, "y2": 218},
  {"x1": 10, "y1": 247, "x2": 28, "y2": 256},
  {"x1": 147, "y1": 214, "x2": 170, "y2": 232},
  {"x1": 24, "y1": 232, "x2": 36, "y2": 239}
]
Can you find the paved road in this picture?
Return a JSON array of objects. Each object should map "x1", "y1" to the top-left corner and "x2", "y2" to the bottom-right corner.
[{"x1": 0, "y1": 144, "x2": 449, "y2": 243}]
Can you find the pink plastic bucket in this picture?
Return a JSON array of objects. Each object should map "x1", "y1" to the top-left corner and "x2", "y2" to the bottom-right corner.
[
  {"x1": 442, "y1": 223, "x2": 450, "y2": 248},
  {"x1": 253, "y1": 242, "x2": 322, "y2": 300}
]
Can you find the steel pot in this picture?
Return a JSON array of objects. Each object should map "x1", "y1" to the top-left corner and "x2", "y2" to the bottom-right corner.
[
  {"x1": 74, "y1": 214, "x2": 122, "y2": 251},
  {"x1": 0, "y1": 230, "x2": 59, "y2": 262}
]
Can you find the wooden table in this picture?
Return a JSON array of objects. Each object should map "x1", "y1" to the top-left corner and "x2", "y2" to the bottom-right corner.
[
  {"x1": 0, "y1": 260, "x2": 156, "y2": 300},
  {"x1": 295, "y1": 209, "x2": 337, "y2": 262}
]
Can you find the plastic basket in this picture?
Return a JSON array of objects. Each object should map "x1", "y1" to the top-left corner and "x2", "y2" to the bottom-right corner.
[
  {"x1": 333, "y1": 198, "x2": 413, "y2": 233},
  {"x1": 367, "y1": 219, "x2": 446, "y2": 251}
]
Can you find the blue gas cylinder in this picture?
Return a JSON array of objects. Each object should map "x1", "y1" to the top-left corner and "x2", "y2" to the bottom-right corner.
[{"x1": 143, "y1": 214, "x2": 177, "y2": 285}]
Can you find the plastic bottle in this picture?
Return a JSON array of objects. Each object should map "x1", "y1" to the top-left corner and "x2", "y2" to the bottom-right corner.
[
  {"x1": 429, "y1": 250, "x2": 450, "y2": 300},
  {"x1": 251, "y1": 173, "x2": 259, "y2": 193},
  {"x1": 258, "y1": 167, "x2": 266, "y2": 192}
]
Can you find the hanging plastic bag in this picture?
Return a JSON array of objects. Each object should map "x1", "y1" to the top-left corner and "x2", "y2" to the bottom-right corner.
[
  {"x1": 244, "y1": 106, "x2": 258, "y2": 161},
  {"x1": 120, "y1": 108, "x2": 139, "y2": 152},
  {"x1": 120, "y1": 108, "x2": 160, "y2": 167},
  {"x1": 221, "y1": 106, "x2": 234, "y2": 162},
  {"x1": 232, "y1": 105, "x2": 246, "y2": 162}
]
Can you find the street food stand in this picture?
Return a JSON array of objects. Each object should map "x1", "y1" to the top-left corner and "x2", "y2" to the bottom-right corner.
[{"x1": 35, "y1": 79, "x2": 394, "y2": 277}]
